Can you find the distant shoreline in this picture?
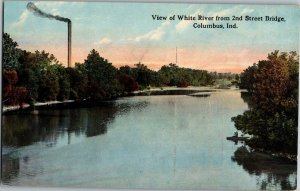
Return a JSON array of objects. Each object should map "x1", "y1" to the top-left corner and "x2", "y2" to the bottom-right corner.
[{"x1": 131, "y1": 86, "x2": 219, "y2": 96}]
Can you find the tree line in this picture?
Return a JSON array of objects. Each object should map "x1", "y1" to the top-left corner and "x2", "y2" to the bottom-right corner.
[
  {"x1": 232, "y1": 50, "x2": 298, "y2": 155},
  {"x1": 3, "y1": 33, "x2": 237, "y2": 107}
]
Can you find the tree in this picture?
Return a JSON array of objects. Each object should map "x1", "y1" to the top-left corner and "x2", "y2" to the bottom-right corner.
[
  {"x1": 239, "y1": 64, "x2": 258, "y2": 91},
  {"x1": 84, "y1": 49, "x2": 119, "y2": 100},
  {"x1": 3, "y1": 69, "x2": 28, "y2": 106},
  {"x1": 38, "y1": 69, "x2": 59, "y2": 102},
  {"x1": 17, "y1": 50, "x2": 40, "y2": 101},
  {"x1": 134, "y1": 63, "x2": 153, "y2": 87},
  {"x1": 67, "y1": 65, "x2": 88, "y2": 100},
  {"x1": 159, "y1": 63, "x2": 179, "y2": 86},
  {"x1": 118, "y1": 74, "x2": 138, "y2": 93},
  {"x1": 232, "y1": 51, "x2": 298, "y2": 155},
  {"x1": 17, "y1": 50, "x2": 62, "y2": 102},
  {"x1": 3, "y1": 70, "x2": 18, "y2": 101},
  {"x1": 3, "y1": 33, "x2": 21, "y2": 69},
  {"x1": 252, "y1": 59, "x2": 289, "y2": 112},
  {"x1": 55, "y1": 65, "x2": 71, "y2": 101},
  {"x1": 119, "y1": 65, "x2": 136, "y2": 78},
  {"x1": 158, "y1": 63, "x2": 214, "y2": 87}
]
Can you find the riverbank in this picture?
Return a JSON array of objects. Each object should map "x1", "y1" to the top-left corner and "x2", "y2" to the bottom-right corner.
[
  {"x1": 3, "y1": 86, "x2": 221, "y2": 113},
  {"x1": 3, "y1": 100, "x2": 76, "y2": 113},
  {"x1": 2, "y1": 99, "x2": 123, "y2": 114}
]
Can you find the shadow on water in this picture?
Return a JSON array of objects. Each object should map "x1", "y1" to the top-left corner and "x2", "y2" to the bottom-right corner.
[
  {"x1": 1, "y1": 155, "x2": 20, "y2": 184},
  {"x1": 2, "y1": 100, "x2": 149, "y2": 148},
  {"x1": 240, "y1": 92, "x2": 256, "y2": 108},
  {"x1": 2, "y1": 100, "x2": 150, "y2": 183},
  {"x1": 2, "y1": 153, "x2": 45, "y2": 185},
  {"x1": 231, "y1": 146, "x2": 297, "y2": 190}
]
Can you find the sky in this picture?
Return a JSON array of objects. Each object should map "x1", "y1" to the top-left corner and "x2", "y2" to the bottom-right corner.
[{"x1": 3, "y1": 1, "x2": 299, "y2": 73}]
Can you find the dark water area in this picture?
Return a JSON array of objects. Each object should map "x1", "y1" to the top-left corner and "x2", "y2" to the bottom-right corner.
[{"x1": 1, "y1": 90, "x2": 297, "y2": 190}]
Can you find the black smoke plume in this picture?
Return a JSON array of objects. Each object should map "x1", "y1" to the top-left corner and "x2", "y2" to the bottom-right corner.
[{"x1": 27, "y1": 2, "x2": 70, "y2": 23}]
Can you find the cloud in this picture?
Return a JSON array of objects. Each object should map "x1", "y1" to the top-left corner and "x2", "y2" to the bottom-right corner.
[
  {"x1": 50, "y1": 8, "x2": 61, "y2": 15},
  {"x1": 35, "y1": 2, "x2": 67, "y2": 9},
  {"x1": 35, "y1": 2, "x2": 67, "y2": 16},
  {"x1": 12, "y1": 2, "x2": 67, "y2": 29},
  {"x1": 175, "y1": 9, "x2": 201, "y2": 32},
  {"x1": 210, "y1": 6, "x2": 255, "y2": 18},
  {"x1": 95, "y1": 37, "x2": 112, "y2": 45},
  {"x1": 128, "y1": 21, "x2": 170, "y2": 42},
  {"x1": 12, "y1": 10, "x2": 29, "y2": 28},
  {"x1": 175, "y1": 19, "x2": 191, "y2": 32},
  {"x1": 241, "y1": 8, "x2": 254, "y2": 15}
]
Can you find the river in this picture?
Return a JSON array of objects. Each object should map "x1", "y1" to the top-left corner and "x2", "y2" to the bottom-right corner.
[{"x1": 1, "y1": 90, "x2": 297, "y2": 190}]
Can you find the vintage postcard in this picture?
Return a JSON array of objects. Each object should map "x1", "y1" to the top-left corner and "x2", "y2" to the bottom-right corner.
[{"x1": 1, "y1": 1, "x2": 299, "y2": 190}]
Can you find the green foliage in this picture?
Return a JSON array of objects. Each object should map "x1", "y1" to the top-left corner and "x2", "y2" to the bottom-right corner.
[
  {"x1": 158, "y1": 63, "x2": 213, "y2": 87},
  {"x1": 118, "y1": 74, "x2": 138, "y2": 93},
  {"x1": 232, "y1": 51, "x2": 298, "y2": 155},
  {"x1": 119, "y1": 65, "x2": 136, "y2": 77},
  {"x1": 118, "y1": 63, "x2": 216, "y2": 89},
  {"x1": 239, "y1": 65, "x2": 258, "y2": 91},
  {"x1": 83, "y1": 49, "x2": 120, "y2": 99},
  {"x1": 67, "y1": 65, "x2": 88, "y2": 100},
  {"x1": 56, "y1": 65, "x2": 71, "y2": 101},
  {"x1": 3, "y1": 33, "x2": 21, "y2": 69},
  {"x1": 38, "y1": 69, "x2": 59, "y2": 102},
  {"x1": 133, "y1": 63, "x2": 156, "y2": 86}
]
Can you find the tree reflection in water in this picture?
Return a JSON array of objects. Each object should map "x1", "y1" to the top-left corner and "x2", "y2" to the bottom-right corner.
[
  {"x1": 1, "y1": 155, "x2": 20, "y2": 183},
  {"x1": 1, "y1": 100, "x2": 149, "y2": 184},
  {"x1": 231, "y1": 146, "x2": 297, "y2": 190},
  {"x1": 240, "y1": 91, "x2": 255, "y2": 109},
  {"x1": 3, "y1": 101, "x2": 149, "y2": 147}
]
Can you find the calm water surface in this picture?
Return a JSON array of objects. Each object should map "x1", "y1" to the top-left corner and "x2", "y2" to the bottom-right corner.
[{"x1": 2, "y1": 90, "x2": 297, "y2": 190}]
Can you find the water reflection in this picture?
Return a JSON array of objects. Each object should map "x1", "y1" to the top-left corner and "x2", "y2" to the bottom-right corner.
[
  {"x1": 231, "y1": 146, "x2": 297, "y2": 190},
  {"x1": 2, "y1": 155, "x2": 20, "y2": 183},
  {"x1": 2, "y1": 100, "x2": 150, "y2": 184},
  {"x1": 240, "y1": 92, "x2": 255, "y2": 108},
  {"x1": 2, "y1": 92, "x2": 297, "y2": 189},
  {"x1": 2, "y1": 100, "x2": 149, "y2": 148}
]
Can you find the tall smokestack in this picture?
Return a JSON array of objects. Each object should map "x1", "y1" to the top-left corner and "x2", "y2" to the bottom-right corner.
[
  {"x1": 27, "y1": 2, "x2": 72, "y2": 67},
  {"x1": 68, "y1": 21, "x2": 72, "y2": 68}
]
